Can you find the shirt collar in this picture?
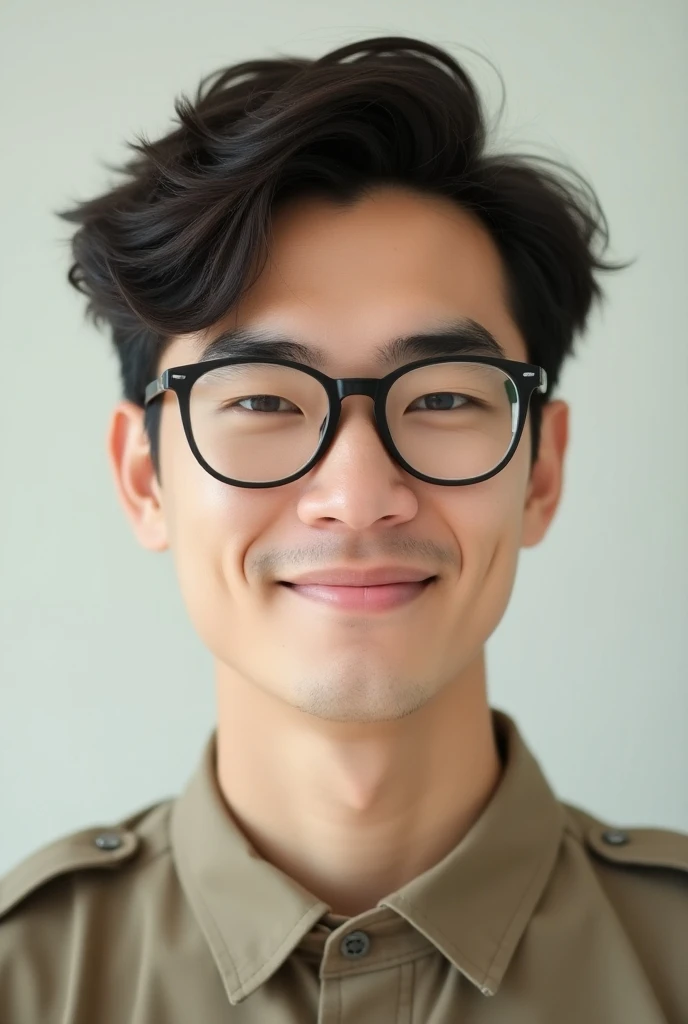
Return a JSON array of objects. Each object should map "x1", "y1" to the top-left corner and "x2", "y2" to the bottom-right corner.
[{"x1": 170, "y1": 707, "x2": 565, "y2": 1003}]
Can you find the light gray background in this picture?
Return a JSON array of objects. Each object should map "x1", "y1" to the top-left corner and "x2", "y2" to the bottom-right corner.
[{"x1": 1, "y1": 0, "x2": 686, "y2": 876}]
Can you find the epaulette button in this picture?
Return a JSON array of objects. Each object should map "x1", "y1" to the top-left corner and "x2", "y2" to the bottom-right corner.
[
  {"x1": 601, "y1": 829, "x2": 630, "y2": 846},
  {"x1": 94, "y1": 832, "x2": 123, "y2": 851}
]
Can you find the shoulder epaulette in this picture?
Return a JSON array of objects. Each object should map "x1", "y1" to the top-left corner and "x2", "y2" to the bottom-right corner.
[
  {"x1": 0, "y1": 826, "x2": 140, "y2": 920},
  {"x1": 585, "y1": 823, "x2": 688, "y2": 875}
]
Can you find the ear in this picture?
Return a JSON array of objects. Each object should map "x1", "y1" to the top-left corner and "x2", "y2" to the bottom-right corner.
[
  {"x1": 107, "y1": 400, "x2": 169, "y2": 552},
  {"x1": 521, "y1": 399, "x2": 569, "y2": 548}
]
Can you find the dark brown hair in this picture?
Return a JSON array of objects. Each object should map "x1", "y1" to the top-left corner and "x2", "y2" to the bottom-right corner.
[{"x1": 57, "y1": 35, "x2": 628, "y2": 479}]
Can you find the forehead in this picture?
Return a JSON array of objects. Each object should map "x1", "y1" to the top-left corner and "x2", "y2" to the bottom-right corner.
[{"x1": 166, "y1": 186, "x2": 528, "y2": 370}]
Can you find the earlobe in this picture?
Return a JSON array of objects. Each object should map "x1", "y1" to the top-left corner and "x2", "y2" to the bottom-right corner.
[
  {"x1": 107, "y1": 401, "x2": 169, "y2": 552},
  {"x1": 520, "y1": 400, "x2": 569, "y2": 549}
]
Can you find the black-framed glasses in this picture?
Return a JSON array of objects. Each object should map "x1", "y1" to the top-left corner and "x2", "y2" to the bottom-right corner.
[{"x1": 144, "y1": 354, "x2": 547, "y2": 488}]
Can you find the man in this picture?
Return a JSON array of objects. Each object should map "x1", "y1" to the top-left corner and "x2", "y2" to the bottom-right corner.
[{"x1": 1, "y1": 34, "x2": 685, "y2": 1024}]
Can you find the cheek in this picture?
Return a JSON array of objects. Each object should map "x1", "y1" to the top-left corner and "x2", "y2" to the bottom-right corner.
[
  {"x1": 438, "y1": 451, "x2": 529, "y2": 635},
  {"x1": 444, "y1": 448, "x2": 528, "y2": 559},
  {"x1": 159, "y1": 413, "x2": 271, "y2": 637}
]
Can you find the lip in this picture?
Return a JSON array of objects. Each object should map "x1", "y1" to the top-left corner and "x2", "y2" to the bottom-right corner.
[
  {"x1": 280, "y1": 578, "x2": 436, "y2": 612},
  {"x1": 280, "y1": 566, "x2": 437, "y2": 586}
]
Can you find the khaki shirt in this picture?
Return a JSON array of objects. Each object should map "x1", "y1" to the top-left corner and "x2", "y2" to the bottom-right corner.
[{"x1": 1, "y1": 708, "x2": 686, "y2": 1023}]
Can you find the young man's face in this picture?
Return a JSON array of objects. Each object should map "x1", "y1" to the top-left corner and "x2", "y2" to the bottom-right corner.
[{"x1": 111, "y1": 186, "x2": 568, "y2": 723}]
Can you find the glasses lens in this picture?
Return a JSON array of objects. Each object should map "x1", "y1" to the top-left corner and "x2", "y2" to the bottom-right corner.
[
  {"x1": 189, "y1": 363, "x2": 330, "y2": 484},
  {"x1": 386, "y1": 361, "x2": 519, "y2": 481}
]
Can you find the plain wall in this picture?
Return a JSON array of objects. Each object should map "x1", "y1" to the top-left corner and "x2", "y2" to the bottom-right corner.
[{"x1": 1, "y1": 0, "x2": 686, "y2": 875}]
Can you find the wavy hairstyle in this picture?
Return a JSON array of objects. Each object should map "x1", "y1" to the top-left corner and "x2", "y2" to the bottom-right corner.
[{"x1": 57, "y1": 35, "x2": 628, "y2": 480}]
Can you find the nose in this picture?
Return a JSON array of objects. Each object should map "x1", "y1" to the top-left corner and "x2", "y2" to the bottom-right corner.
[{"x1": 295, "y1": 395, "x2": 419, "y2": 531}]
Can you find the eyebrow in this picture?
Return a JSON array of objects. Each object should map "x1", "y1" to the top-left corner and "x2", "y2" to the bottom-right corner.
[{"x1": 196, "y1": 316, "x2": 507, "y2": 369}]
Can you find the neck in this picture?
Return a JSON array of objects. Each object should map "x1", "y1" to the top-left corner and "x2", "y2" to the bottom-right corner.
[{"x1": 214, "y1": 649, "x2": 502, "y2": 918}]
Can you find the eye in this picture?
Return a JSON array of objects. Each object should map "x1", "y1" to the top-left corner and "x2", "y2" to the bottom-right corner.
[
  {"x1": 408, "y1": 392, "x2": 472, "y2": 411},
  {"x1": 223, "y1": 395, "x2": 300, "y2": 413}
]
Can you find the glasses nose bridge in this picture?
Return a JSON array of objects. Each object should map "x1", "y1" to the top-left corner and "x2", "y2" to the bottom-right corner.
[
  {"x1": 336, "y1": 377, "x2": 380, "y2": 403},
  {"x1": 329, "y1": 378, "x2": 385, "y2": 445}
]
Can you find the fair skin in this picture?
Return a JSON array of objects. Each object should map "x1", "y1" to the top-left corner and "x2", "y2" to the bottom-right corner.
[{"x1": 109, "y1": 186, "x2": 568, "y2": 918}]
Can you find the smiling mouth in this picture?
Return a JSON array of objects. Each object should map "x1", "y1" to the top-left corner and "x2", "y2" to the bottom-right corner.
[{"x1": 278, "y1": 577, "x2": 437, "y2": 612}]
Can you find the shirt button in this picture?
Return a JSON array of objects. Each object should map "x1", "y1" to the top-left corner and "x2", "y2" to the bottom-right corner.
[
  {"x1": 94, "y1": 832, "x2": 123, "y2": 851},
  {"x1": 340, "y1": 930, "x2": 371, "y2": 959},
  {"x1": 601, "y1": 829, "x2": 630, "y2": 846}
]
